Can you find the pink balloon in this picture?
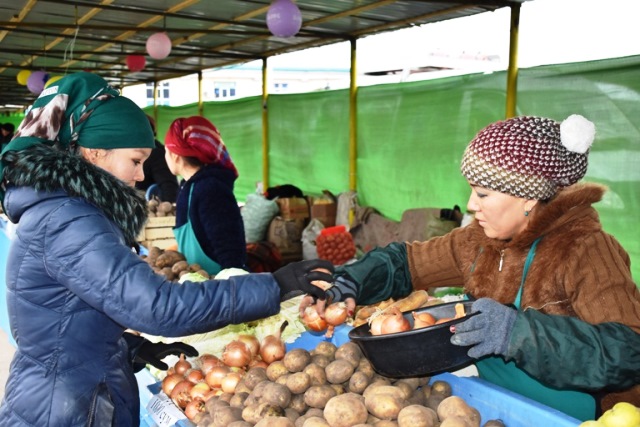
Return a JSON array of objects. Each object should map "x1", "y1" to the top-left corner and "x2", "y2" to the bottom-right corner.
[
  {"x1": 27, "y1": 71, "x2": 49, "y2": 95},
  {"x1": 146, "y1": 32, "x2": 172, "y2": 60},
  {"x1": 126, "y1": 55, "x2": 146, "y2": 72},
  {"x1": 267, "y1": 0, "x2": 302, "y2": 38}
]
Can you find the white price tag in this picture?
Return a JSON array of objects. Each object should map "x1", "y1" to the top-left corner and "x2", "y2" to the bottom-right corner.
[{"x1": 146, "y1": 392, "x2": 188, "y2": 427}]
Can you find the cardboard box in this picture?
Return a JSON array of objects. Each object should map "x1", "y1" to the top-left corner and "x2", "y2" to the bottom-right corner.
[
  {"x1": 310, "y1": 202, "x2": 337, "y2": 227},
  {"x1": 276, "y1": 197, "x2": 309, "y2": 221}
]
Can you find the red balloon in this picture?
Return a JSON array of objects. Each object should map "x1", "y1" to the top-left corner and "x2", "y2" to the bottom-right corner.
[{"x1": 126, "y1": 55, "x2": 146, "y2": 72}]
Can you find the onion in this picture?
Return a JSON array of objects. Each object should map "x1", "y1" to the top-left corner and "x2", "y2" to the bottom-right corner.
[
  {"x1": 198, "y1": 354, "x2": 223, "y2": 375},
  {"x1": 323, "y1": 302, "x2": 349, "y2": 338},
  {"x1": 205, "y1": 365, "x2": 230, "y2": 388},
  {"x1": 237, "y1": 334, "x2": 260, "y2": 358},
  {"x1": 202, "y1": 388, "x2": 221, "y2": 402},
  {"x1": 221, "y1": 372, "x2": 243, "y2": 393},
  {"x1": 380, "y1": 307, "x2": 411, "y2": 335},
  {"x1": 185, "y1": 368, "x2": 204, "y2": 384},
  {"x1": 412, "y1": 312, "x2": 436, "y2": 329},
  {"x1": 260, "y1": 321, "x2": 288, "y2": 364},
  {"x1": 301, "y1": 306, "x2": 328, "y2": 332},
  {"x1": 189, "y1": 382, "x2": 211, "y2": 400},
  {"x1": 170, "y1": 379, "x2": 194, "y2": 409},
  {"x1": 174, "y1": 353, "x2": 192, "y2": 375},
  {"x1": 184, "y1": 398, "x2": 206, "y2": 421},
  {"x1": 222, "y1": 340, "x2": 252, "y2": 368},
  {"x1": 249, "y1": 357, "x2": 269, "y2": 369},
  {"x1": 368, "y1": 310, "x2": 388, "y2": 336},
  {"x1": 162, "y1": 373, "x2": 185, "y2": 396}
]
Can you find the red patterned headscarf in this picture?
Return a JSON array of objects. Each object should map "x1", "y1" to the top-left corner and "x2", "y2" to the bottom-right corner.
[{"x1": 164, "y1": 116, "x2": 238, "y2": 177}]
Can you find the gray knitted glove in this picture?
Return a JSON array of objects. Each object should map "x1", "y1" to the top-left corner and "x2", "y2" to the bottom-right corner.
[
  {"x1": 450, "y1": 298, "x2": 517, "y2": 358},
  {"x1": 326, "y1": 275, "x2": 359, "y2": 303}
]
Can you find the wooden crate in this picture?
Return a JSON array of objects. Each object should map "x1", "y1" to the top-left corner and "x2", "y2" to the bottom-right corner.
[{"x1": 138, "y1": 216, "x2": 177, "y2": 249}]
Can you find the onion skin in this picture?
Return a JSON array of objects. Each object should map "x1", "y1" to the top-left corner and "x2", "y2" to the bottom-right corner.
[
  {"x1": 174, "y1": 353, "x2": 192, "y2": 375},
  {"x1": 380, "y1": 307, "x2": 411, "y2": 334},
  {"x1": 170, "y1": 380, "x2": 194, "y2": 409},
  {"x1": 323, "y1": 302, "x2": 349, "y2": 338},
  {"x1": 260, "y1": 321, "x2": 288, "y2": 364},
  {"x1": 184, "y1": 398, "x2": 206, "y2": 421},
  {"x1": 412, "y1": 312, "x2": 436, "y2": 329},
  {"x1": 189, "y1": 382, "x2": 211, "y2": 400},
  {"x1": 162, "y1": 373, "x2": 185, "y2": 396},
  {"x1": 222, "y1": 340, "x2": 252, "y2": 368},
  {"x1": 185, "y1": 369, "x2": 205, "y2": 384},
  {"x1": 302, "y1": 306, "x2": 328, "y2": 332},
  {"x1": 198, "y1": 354, "x2": 223, "y2": 375},
  {"x1": 205, "y1": 365, "x2": 230, "y2": 388},
  {"x1": 237, "y1": 334, "x2": 260, "y2": 358},
  {"x1": 221, "y1": 372, "x2": 243, "y2": 393}
]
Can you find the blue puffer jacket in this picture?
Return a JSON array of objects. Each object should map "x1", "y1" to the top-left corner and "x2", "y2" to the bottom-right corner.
[{"x1": 0, "y1": 146, "x2": 281, "y2": 426}]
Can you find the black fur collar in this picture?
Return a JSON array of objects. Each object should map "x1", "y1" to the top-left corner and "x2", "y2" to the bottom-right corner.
[{"x1": 2, "y1": 144, "x2": 148, "y2": 246}]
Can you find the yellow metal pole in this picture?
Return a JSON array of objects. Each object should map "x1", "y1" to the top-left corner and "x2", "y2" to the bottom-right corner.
[
  {"x1": 505, "y1": 3, "x2": 521, "y2": 119},
  {"x1": 262, "y1": 58, "x2": 269, "y2": 190},
  {"x1": 153, "y1": 80, "x2": 158, "y2": 124},
  {"x1": 349, "y1": 38, "x2": 358, "y2": 191},
  {"x1": 198, "y1": 71, "x2": 204, "y2": 116}
]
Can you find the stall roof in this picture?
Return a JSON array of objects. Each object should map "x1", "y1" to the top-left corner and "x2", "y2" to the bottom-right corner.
[{"x1": 0, "y1": 0, "x2": 527, "y2": 108}]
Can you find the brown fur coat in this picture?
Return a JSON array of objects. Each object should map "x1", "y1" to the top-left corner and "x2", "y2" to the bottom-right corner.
[{"x1": 407, "y1": 182, "x2": 640, "y2": 411}]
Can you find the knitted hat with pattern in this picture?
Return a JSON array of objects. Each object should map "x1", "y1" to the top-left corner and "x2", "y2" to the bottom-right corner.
[{"x1": 460, "y1": 115, "x2": 596, "y2": 200}]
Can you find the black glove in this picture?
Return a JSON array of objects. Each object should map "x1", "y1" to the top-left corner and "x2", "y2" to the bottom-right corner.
[
  {"x1": 450, "y1": 298, "x2": 517, "y2": 358},
  {"x1": 273, "y1": 259, "x2": 335, "y2": 301},
  {"x1": 135, "y1": 341, "x2": 199, "y2": 371},
  {"x1": 326, "y1": 275, "x2": 359, "y2": 303}
]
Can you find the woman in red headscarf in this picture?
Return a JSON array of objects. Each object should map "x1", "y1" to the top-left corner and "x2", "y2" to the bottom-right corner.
[{"x1": 164, "y1": 116, "x2": 247, "y2": 275}]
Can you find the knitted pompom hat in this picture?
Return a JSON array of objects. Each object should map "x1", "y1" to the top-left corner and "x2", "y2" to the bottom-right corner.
[{"x1": 460, "y1": 115, "x2": 596, "y2": 200}]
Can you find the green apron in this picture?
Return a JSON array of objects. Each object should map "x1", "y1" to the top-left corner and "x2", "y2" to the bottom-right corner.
[
  {"x1": 173, "y1": 185, "x2": 222, "y2": 276},
  {"x1": 475, "y1": 238, "x2": 595, "y2": 421}
]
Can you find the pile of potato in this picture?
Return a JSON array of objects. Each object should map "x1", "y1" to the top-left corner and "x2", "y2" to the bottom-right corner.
[
  {"x1": 179, "y1": 340, "x2": 501, "y2": 427},
  {"x1": 141, "y1": 247, "x2": 211, "y2": 281},
  {"x1": 147, "y1": 198, "x2": 176, "y2": 217}
]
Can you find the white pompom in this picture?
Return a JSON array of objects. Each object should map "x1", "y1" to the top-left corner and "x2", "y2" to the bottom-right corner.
[{"x1": 560, "y1": 114, "x2": 595, "y2": 154}]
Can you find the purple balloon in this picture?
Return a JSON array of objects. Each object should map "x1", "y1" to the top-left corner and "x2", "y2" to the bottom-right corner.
[
  {"x1": 266, "y1": 0, "x2": 302, "y2": 38},
  {"x1": 27, "y1": 70, "x2": 49, "y2": 95}
]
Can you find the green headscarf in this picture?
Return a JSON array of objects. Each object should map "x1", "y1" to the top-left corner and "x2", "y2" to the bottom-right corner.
[{"x1": 0, "y1": 72, "x2": 154, "y2": 198}]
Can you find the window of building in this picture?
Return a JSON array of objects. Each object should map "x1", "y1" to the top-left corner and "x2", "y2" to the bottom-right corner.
[
  {"x1": 213, "y1": 82, "x2": 237, "y2": 99},
  {"x1": 145, "y1": 82, "x2": 170, "y2": 106}
]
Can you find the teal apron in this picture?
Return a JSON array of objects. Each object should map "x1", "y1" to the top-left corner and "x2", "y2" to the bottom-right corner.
[
  {"x1": 173, "y1": 185, "x2": 222, "y2": 276},
  {"x1": 475, "y1": 238, "x2": 595, "y2": 421}
]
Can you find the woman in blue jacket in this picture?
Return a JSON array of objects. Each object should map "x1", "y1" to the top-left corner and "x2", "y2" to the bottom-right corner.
[{"x1": 0, "y1": 72, "x2": 330, "y2": 426}]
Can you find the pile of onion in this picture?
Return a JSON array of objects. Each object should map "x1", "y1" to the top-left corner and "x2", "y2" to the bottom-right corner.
[
  {"x1": 369, "y1": 307, "x2": 411, "y2": 335},
  {"x1": 301, "y1": 302, "x2": 349, "y2": 338},
  {"x1": 259, "y1": 321, "x2": 288, "y2": 364}
]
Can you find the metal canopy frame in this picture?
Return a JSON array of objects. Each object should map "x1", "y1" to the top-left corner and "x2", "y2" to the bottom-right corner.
[{"x1": 0, "y1": 0, "x2": 527, "y2": 109}]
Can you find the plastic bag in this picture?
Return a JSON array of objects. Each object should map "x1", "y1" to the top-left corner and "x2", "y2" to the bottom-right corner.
[
  {"x1": 241, "y1": 193, "x2": 279, "y2": 243},
  {"x1": 301, "y1": 218, "x2": 325, "y2": 260}
]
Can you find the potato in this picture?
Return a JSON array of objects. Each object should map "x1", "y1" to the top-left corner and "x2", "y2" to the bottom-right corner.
[
  {"x1": 255, "y1": 416, "x2": 296, "y2": 427},
  {"x1": 284, "y1": 348, "x2": 312, "y2": 372},
  {"x1": 483, "y1": 420, "x2": 506, "y2": 427},
  {"x1": 364, "y1": 392, "x2": 406, "y2": 420},
  {"x1": 286, "y1": 372, "x2": 312, "y2": 394},
  {"x1": 439, "y1": 417, "x2": 475, "y2": 427},
  {"x1": 323, "y1": 393, "x2": 368, "y2": 427},
  {"x1": 263, "y1": 382, "x2": 292, "y2": 408},
  {"x1": 397, "y1": 404, "x2": 437, "y2": 427},
  {"x1": 228, "y1": 421, "x2": 253, "y2": 427},
  {"x1": 356, "y1": 357, "x2": 375, "y2": 379},
  {"x1": 311, "y1": 341, "x2": 337, "y2": 359},
  {"x1": 303, "y1": 363, "x2": 327, "y2": 386},
  {"x1": 244, "y1": 367, "x2": 269, "y2": 390},
  {"x1": 348, "y1": 371, "x2": 371, "y2": 394},
  {"x1": 289, "y1": 393, "x2": 308, "y2": 414},
  {"x1": 311, "y1": 354, "x2": 332, "y2": 369},
  {"x1": 171, "y1": 260, "x2": 189, "y2": 274},
  {"x1": 160, "y1": 267, "x2": 176, "y2": 280},
  {"x1": 392, "y1": 381, "x2": 414, "y2": 400},
  {"x1": 334, "y1": 342, "x2": 362, "y2": 367},
  {"x1": 430, "y1": 380, "x2": 452, "y2": 398},
  {"x1": 302, "y1": 417, "x2": 330, "y2": 427},
  {"x1": 267, "y1": 360, "x2": 290, "y2": 382},
  {"x1": 205, "y1": 397, "x2": 229, "y2": 414},
  {"x1": 158, "y1": 201, "x2": 174, "y2": 214},
  {"x1": 155, "y1": 250, "x2": 185, "y2": 268},
  {"x1": 363, "y1": 385, "x2": 405, "y2": 402},
  {"x1": 277, "y1": 373, "x2": 291, "y2": 386},
  {"x1": 229, "y1": 391, "x2": 249, "y2": 408},
  {"x1": 304, "y1": 408, "x2": 325, "y2": 418},
  {"x1": 436, "y1": 396, "x2": 480, "y2": 427},
  {"x1": 242, "y1": 402, "x2": 286, "y2": 424},
  {"x1": 325, "y1": 359, "x2": 355, "y2": 384},
  {"x1": 425, "y1": 393, "x2": 446, "y2": 412},
  {"x1": 304, "y1": 385, "x2": 337, "y2": 409},
  {"x1": 234, "y1": 380, "x2": 252, "y2": 395},
  {"x1": 329, "y1": 383, "x2": 345, "y2": 396},
  {"x1": 374, "y1": 421, "x2": 399, "y2": 427},
  {"x1": 285, "y1": 407, "x2": 301, "y2": 423},
  {"x1": 212, "y1": 405, "x2": 243, "y2": 427}
]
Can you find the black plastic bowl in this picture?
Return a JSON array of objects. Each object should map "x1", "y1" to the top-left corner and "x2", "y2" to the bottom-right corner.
[{"x1": 348, "y1": 300, "x2": 476, "y2": 378}]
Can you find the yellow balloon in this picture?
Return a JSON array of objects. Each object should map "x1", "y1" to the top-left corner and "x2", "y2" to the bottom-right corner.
[
  {"x1": 17, "y1": 70, "x2": 31, "y2": 86},
  {"x1": 44, "y1": 75, "x2": 63, "y2": 88}
]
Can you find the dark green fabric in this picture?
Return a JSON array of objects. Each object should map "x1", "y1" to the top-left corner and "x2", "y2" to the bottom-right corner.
[
  {"x1": 336, "y1": 242, "x2": 413, "y2": 305},
  {"x1": 507, "y1": 309, "x2": 640, "y2": 391}
]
